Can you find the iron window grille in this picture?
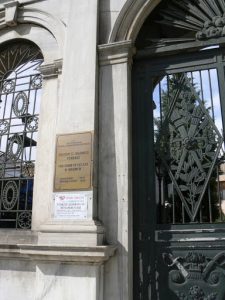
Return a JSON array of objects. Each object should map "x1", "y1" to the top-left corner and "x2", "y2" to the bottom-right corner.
[{"x1": 0, "y1": 41, "x2": 43, "y2": 229}]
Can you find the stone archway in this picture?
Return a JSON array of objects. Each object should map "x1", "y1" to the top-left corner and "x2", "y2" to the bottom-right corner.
[{"x1": 109, "y1": 0, "x2": 162, "y2": 43}]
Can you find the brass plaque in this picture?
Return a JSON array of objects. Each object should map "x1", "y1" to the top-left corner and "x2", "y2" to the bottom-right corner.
[{"x1": 54, "y1": 132, "x2": 93, "y2": 191}]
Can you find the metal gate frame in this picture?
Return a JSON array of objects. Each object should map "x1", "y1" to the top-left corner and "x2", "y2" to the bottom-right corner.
[{"x1": 133, "y1": 47, "x2": 225, "y2": 300}]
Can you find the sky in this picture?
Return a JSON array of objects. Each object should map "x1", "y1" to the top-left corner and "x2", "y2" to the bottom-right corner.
[{"x1": 153, "y1": 68, "x2": 224, "y2": 148}]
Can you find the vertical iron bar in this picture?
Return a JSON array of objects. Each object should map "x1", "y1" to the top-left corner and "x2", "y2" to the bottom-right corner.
[
  {"x1": 200, "y1": 205, "x2": 203, "y2": 223},
  {"x1": 26, "y1": 76, "x2": 33, "y2": 161},
  {"x1": 172, "y1": 183, "x2": 175, "y2": 224},
  {"x1": 208, "y1": 185, "x2": 213, "y2": 223},
  {"x1": 217, "y1": 165, "x2": 222, "y2": 221},
  {"x1": 182, "y1": 202, "x2": 185, "y2": 224},
  {"x1": 2, "y1": 94, "x2": 7, "y2": 119},
  {"x1": 216, "y1": 54, "x2": 225, "y2": 154},
  {"x1": 190, "y1": 71, "x2": 194, "y2": 86},
  {"x1": 158, "y1": 175, "x2": 162, "y2": 222},
  {"x1": 0, "y1": 179, "x2": 3, "y2": 210},
  {"x1": 208, "y1": 69, "x2": 215, "y2": 121},
  {"x1": 25, "y1": 180, "x2": 28, "y2": 211},
  {"x1": 199, "y1": 70, "x2": 204, "y2": 101},
  {"x1": 159, "y1": 81, "x2": 162, "y2": 126},
  {"x1": 15, "y1": 73, "x2": 22, "y2": 228},
  {"x1": 167, "y1": 75, "x2": 170, "y2": 109}
]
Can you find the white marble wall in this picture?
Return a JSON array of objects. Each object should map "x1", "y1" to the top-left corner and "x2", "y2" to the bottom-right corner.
[
  {"x1": 35, "y1": 263, "x2": 102, "y2": 300},
  {"x1": 0, "y1": 0, "x2": 106, "y2": 300},
  {"x1": 0, "y1": 260, "x2": 36, "y2": 300},
  {"x1": 0, "y1": 260, "x2": 102, "y2": 300},
  {"x1": 57, "y1": 0, "x2": 98, "y2": 134},
  {"x1": 29, "y1": 0, "x2": 101, "y2": 240},
  {"x1": 98, "y1": 40, "x2": 133, "y2": 300},
  {"x1": 0, "y1": 0, "x2": 138, "y2": 299}
]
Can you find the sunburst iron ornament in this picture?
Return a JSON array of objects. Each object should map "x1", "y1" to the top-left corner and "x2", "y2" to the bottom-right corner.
[{"x1": 158, "y1": 0, "x2": 225, "y2": 40}]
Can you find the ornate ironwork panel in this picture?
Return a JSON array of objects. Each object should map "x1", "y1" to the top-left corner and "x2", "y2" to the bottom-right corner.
[
  {"x1": 151, "y1": 65, "x2": 225, "y2": 225},
  {"x1": 162, "y1": 251, "x2": 225, "y2": 300},
  {"x1": 155, "y1": 74, "x2": 223, "y2": 222},
  {"x1": 0, "y1": 42, "x2": 43, "y2": 229}
]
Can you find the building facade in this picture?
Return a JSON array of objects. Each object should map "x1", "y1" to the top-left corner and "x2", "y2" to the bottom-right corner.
[{"x1": 1, "y1": 0, "x2": 225, "y2": 299}]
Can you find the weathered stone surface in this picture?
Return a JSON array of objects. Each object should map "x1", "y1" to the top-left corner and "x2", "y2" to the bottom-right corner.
[{"x1": 0, "y1": 0, "x2": 131, "y2": 299}]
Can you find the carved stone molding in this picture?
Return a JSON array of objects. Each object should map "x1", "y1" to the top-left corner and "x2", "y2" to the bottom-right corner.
[
  {"x1": 38, "y1": 220, "x2": 105, "y2": 247},
  {"x1": 98, "y1": 40, "x2": 135, "y2": 66},
  {"x1": 0, "y1": 2, "x2": 65, "y2": 57},
  {"x1": 39, "y1": 59, "x2": 63, "y2": 79},
  {"x1": 109, "y1": 0, "x2": 161, "y2": 42},
  {"x1": 0, "y1": 0, "x2": 41, "y2": 10},
  {"x1": 4, "y1": 1, "x2": 18, "y2": 27},
  {"x1": 0, "y1": 243, "x2": 117, "y2": 265},
  {"x1": 17, "y1": 7, "x2": 66, "y2": 55},
  {"x1": 0, "y1": 1, "x2": 18, "y2": 29}
]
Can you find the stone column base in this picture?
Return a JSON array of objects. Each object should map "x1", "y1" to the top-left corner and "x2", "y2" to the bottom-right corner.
[{"x1": 38, "y1": 220, "x2": 105, "y2": 246}]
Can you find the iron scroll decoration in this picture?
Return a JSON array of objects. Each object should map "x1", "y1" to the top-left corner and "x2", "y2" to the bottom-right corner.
[
  {"x1": 155, "y1": 75, "x2": 223, "y2": 222},
  {"x1": 2, "y1": 181, "x2": 18, "y2": 210},
  {"x1": 163, "y1": 252, "x2": 225, "y2": 300},
  {"x1": 12, "y1": 92, "x2": 29, "y2": 117},
  {"x1": 0, "y1": 120, "x2": 9, "y2": 135},
  {"x1": 7, "y1": 134, "x2": 23, "y2": 161}
]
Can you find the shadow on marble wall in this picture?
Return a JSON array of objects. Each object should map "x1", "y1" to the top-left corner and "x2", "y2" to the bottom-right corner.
[
  {"x1": 98, "y1": 63, "x2": 123, "y2": 299},
  {"x1": 99, "y1": 0, "x2": 120, "y2": 44},
  {"x1": 0, "y1": 259, "x2": 36, "y2": 272},
  {"x1": 36, "y1": 262, "x2": 98, "y2": 277},
  {"x1": 98, "y1": 64, "x2": 118, "y2": 245}
]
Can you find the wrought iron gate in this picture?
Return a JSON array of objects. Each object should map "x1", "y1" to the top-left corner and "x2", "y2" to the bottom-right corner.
[{"x1": 133, "y1": 47, "x2": 225, "y2": 300}]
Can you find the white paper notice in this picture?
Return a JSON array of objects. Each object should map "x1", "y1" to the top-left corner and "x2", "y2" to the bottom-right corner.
[{"x1": 54, "y1": 193, "x2": 88, "y2": 220}]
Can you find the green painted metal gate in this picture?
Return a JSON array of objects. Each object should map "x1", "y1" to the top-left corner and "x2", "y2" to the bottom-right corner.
[{"x1": 133, "y1": 47, "x2": 225, "y2": 300}]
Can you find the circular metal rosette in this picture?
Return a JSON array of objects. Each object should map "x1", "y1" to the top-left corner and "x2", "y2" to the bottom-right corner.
[
  {"x1": 22, "y1": 161, "x2": 35, "y2": 177},
  {"x1": 12, "y1": 92, "x2": 29, "y2": 117},
  {"x1": 18, "y1": 211, "x2": 32, "y2": 229},
  {"x1": 2, "y1": 181, "x2": 18, "y2": 210},
  {"x1": 2, "y1": 80, "x2": 15, "y2": 93},
  {"x1": 0, "y1": 120, "x2": 9, "y2": 135},
  {"x1": 26, "y1": 116, "x2": 39, "y2": 132},
  {"x1": 31, "y1": 74, "x2": 42, "y2": 89},
  {"x1": 7, "y1": 134, "x2": 23, "y2": 161}
]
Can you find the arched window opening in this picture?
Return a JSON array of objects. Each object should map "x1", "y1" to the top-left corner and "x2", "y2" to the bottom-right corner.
[{"x1": 0, "y1": 41, "x2": 43, "y2": 229}]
